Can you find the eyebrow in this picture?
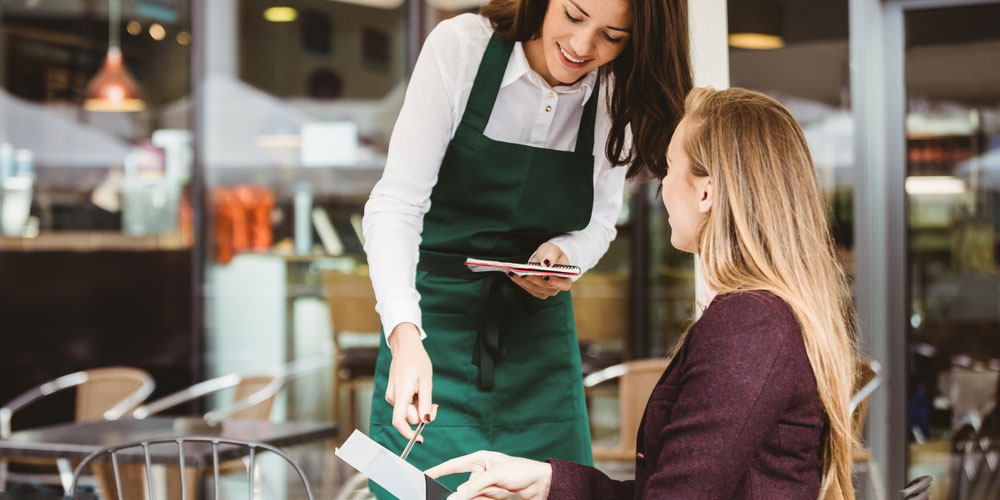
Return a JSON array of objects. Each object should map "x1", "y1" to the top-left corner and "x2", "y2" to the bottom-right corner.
[{"x1": 566, "y1": 0, "x2": 633, "y2": 33}]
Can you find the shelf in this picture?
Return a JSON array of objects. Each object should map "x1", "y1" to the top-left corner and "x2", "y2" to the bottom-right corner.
[{"x1": 0, "y1": 231, "x2": 189, "y2": 252}]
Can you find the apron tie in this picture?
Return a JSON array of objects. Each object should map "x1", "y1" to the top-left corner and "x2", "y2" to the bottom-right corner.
[
  {"x1": 418, "y1": 250, "x2": 541, "y2": 391},
  {"x1": 472, "y1": 275, "x2": 505, "y2": 390}
]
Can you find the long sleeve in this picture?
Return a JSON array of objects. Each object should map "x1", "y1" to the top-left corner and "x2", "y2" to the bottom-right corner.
[
  {"x1": 547, "y1": 459, "x2": 634, "y2": 500},
  {"x1": 640, "y1": 293, "x2": 806, "y2": 499},
  {"x1": 362, "y1": 21, "x2": 462, "y2": 340}
]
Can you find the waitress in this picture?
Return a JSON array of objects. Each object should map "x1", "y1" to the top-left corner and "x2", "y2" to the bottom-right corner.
[{"x1": 362, "y1": 0, "x2": 692, "y2": 493}]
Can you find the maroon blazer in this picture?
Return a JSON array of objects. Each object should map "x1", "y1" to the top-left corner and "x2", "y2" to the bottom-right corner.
[{"x1": 549, "y1": 291, "x2": 824, "y2": 500}]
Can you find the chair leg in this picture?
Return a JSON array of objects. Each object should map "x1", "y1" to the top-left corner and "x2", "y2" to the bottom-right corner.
[
  {"x1": 57, "y1": 458, "x2": 74, "y2": 495},
  {"x1": 251, "y1": 462, "x2": 264, "y2": 500},
  {"x1": 332, "y1": 372, "x2": 343, "y2": 428},
  {"x1": 348, "y1": 385, "x2": 358, "y2": 434},
  {"x1": 867, "y1": 459, "x2": 886, "y2": 500}
]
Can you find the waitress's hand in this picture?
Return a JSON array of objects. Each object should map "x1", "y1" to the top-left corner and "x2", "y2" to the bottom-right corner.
[
  {"x1": 386, "y1": 322, "x2": 438, "y2": 441},
  {"x1": 426, "y1": 451, "x2": 552, "y2": 500},
  {"x1": 509, "y1": 242, "x2": 573, "y2": 299}
]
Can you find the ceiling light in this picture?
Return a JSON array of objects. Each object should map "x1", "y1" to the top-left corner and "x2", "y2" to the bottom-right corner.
[
  {"x1": 149, "y1": 23, "x2": 166, "y2": 41},
  {"x1": 176, "y1": 31, "x2": 191, "y2": 46},
  {"x1": 728, "y1": 1, "x2": 785, "y2": 50},
  {"x1": 905, "y1": 176, "x2": 967, "y2": 195},
  {"x1": 84, "y1": 0, "x2": 144, "y2": 112},
  {"x1": 126, "y1": 21, "x2": 142, "y2": 36},
  {"x1": 264, "y1": 7, "x2": 298, "y2": 23},
  {"x1": 727, "y1": 33, "x2": 784, "y2": 50}
]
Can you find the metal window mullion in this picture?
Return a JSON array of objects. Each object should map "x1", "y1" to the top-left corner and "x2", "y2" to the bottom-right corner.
[{"x1": 850, "y1": 0, "x2": 909, "y2": 494}]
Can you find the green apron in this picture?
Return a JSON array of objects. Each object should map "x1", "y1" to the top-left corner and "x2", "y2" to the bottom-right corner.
[{"x1": 369, "y1": 33, "x2": 597, "y2": 496}]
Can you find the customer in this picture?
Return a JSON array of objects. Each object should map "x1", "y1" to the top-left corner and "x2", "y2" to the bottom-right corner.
[{"x1": 427, "y1": 87, "x2": 860, "y2": 500}]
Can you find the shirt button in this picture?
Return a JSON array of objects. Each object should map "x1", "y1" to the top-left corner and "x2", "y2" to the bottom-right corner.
[
  {"x1": 547, "y1": 91, "x2": 555, "y2": 99},
  {"x1": 545, "y1": 105, "x2": 552, "y2": 112}
]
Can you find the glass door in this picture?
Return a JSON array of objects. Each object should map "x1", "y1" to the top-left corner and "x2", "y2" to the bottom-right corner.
[{"x1": 900, "y1": 2, "x2": 1000, "y2": 497}]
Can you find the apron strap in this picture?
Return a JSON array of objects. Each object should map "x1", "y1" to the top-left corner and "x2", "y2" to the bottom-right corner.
[
  {"x1": 574, "y1": 74, "x2": 600, "y2": 155},
  {"x1": 460, "y1": 34, "x2": 513, "y2": 134}
]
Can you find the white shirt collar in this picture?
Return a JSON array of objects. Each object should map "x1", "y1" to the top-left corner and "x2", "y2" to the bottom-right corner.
[{"x1": 501, "y1": 41, "x2": 597, "y2": 105}]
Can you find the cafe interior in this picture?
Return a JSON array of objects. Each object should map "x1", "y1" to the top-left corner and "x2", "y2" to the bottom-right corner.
[{"x1": 1, "y1": 0, "x2": 999, "y2": 499}]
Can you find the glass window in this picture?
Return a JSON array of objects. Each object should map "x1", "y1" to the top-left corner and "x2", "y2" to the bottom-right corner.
[
  {"x1": 726, "y1": 0, "x2": 854, "y2": 269},
  {"x1": 902, "y1": 3, "x2": 1000, "y2": 495},
  {"x1": 199, "y1": 0, "x2": 410, "y2": 423},
  {"x1": 1, "y1": 0, "x2": 193, "y2": 245},
  {"x1": 0, "y1": 0, "x2": 197, "y2": 426}
]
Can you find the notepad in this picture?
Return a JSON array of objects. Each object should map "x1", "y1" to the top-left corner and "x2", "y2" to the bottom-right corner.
[
  {"x1": 335, "y1": 429, "x2": 452, "y2": 500},
  {"x1": 464, "y1": 258, "x2": 582, "y2": 278}
]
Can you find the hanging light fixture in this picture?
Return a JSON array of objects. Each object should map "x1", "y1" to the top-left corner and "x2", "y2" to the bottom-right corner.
[
  {"x1": 728, "y1": 1, "x2": 785, "y2": 50},
  {"x1": 84, "y1": 0, "x2": 145, "y2": 112}
]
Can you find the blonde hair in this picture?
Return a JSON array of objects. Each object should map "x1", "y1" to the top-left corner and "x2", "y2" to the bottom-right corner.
[{"x1": 683, "y1": 87, "x2": 858, "y2": 500}]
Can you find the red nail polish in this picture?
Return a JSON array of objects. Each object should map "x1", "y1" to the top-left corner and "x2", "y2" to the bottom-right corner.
[
  {"x1": 425, "y1": 414, "x2": 431, "y2": 423},
  {"x1": 543, "y1": 276, "x2": 550, "y2": 282},
  {"x1": 507, "y1": 271, "x2": 514, "y2": 277},
  {"x1": 543, "y1": 259, "x2": 551, "y2": 266}
]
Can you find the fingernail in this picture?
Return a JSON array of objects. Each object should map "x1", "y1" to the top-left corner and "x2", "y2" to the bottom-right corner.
[
  {"x1": 424, "y1": 414, "x2": 431, "y2": 423},
  {"x1": 544, "y1": 276, "x2": 550, "y2": 282},
  {"x1": 507, "y1": 271, "x2": 514, "y2": 277},
  {"x1": 543, "y1": 259, "x2": 551, "y2": 266}
]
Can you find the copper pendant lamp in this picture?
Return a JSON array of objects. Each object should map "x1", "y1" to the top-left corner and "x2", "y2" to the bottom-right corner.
[{"x1": 84, "y1": 0, "x2": 145, "y2": 112}]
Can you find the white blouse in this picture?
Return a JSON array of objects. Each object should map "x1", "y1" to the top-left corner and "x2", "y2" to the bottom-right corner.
[{"x1": 362, "y1": 13, "x2": 628, "y2": 340}]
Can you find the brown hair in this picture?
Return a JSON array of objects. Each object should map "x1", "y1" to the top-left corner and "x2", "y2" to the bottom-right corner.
[
  {"x1": 480, "y1": 0, "x2": 692, "y2": 178},
  {"x1": 683, "y1": 87, "x2": 858, "y2": 500}
]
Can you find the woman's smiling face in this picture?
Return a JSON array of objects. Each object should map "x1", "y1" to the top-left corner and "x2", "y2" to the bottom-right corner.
[{"x1": 526, "y1": 0, "x2": 633, "y2": 86}]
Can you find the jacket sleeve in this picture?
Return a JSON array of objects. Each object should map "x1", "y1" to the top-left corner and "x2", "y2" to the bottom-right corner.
[
  {"x1": 547, "y1": 459, "x2": 635, "y2": 500},
  {"x1": 640, "y1": 293, "x2": 803, "y2": 499}
]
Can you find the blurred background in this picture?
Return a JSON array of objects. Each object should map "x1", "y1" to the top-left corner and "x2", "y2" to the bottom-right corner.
[{"x1": 0, "y1": 0, "x2": 998, "y2": 499}]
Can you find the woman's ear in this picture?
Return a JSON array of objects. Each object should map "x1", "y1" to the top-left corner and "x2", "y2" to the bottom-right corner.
[{"x1": 697, "y1": 177, "x2": 713, "y2": 214}]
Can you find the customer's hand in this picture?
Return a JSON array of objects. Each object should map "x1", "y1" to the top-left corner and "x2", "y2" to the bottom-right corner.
[
  {"x1": 509, "y1": 242, "x2": 572, "y2": 299},
  {"x1": 426, "y1": 451, "x2": 552, "y2": 500},
  {"x1": 385, "y1": 322, "x2": 437, "y2": 441}
]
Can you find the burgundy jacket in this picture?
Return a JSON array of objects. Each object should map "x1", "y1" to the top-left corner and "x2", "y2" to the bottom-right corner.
[{"x1": 549, "y1": 291, "x2": 824, "y2": 500}]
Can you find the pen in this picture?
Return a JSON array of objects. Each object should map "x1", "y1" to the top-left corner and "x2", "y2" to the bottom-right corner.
[{"x1": 400, "y1": 421, "x2": 425, "y2": 460}]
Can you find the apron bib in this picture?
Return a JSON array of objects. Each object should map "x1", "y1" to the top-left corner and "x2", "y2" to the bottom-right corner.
[{"x1": 369, "y1": 33, "x2": 599, "y2": 495}]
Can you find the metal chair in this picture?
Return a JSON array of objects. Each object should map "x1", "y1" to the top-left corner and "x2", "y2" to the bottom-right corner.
[
  {"x1": 852, "y1": 358, "x2": 886, "y2": 500},
  {"x1": 66, "y1": 437, "x2": 314, "y2": 500},
  {"x1": 1, "y1": 367, "x2": 155, "y2": 438},
  {"x1": 331, "y1": 472, "x2": 371, "y2": 500},
  {"x1": 0, "y1": 367, "x2": 154, "y2": 491},
  {"x1": 132, "y1": 373, "x2": 284, "y2": 425},
  {"x1": 900, "y1": 475, "x2": 932, "y2": 500},
  {"x1": 132, "y1": 357, "x2": 330, "y2": 424},
  {"x1": 583, "y1": 358, "x2": 672, "y2": 462}
]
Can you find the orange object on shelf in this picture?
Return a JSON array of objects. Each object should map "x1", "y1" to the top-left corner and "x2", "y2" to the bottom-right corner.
[{"x1": 213, "y1": 186, "x2": 275, "y2": 264}]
